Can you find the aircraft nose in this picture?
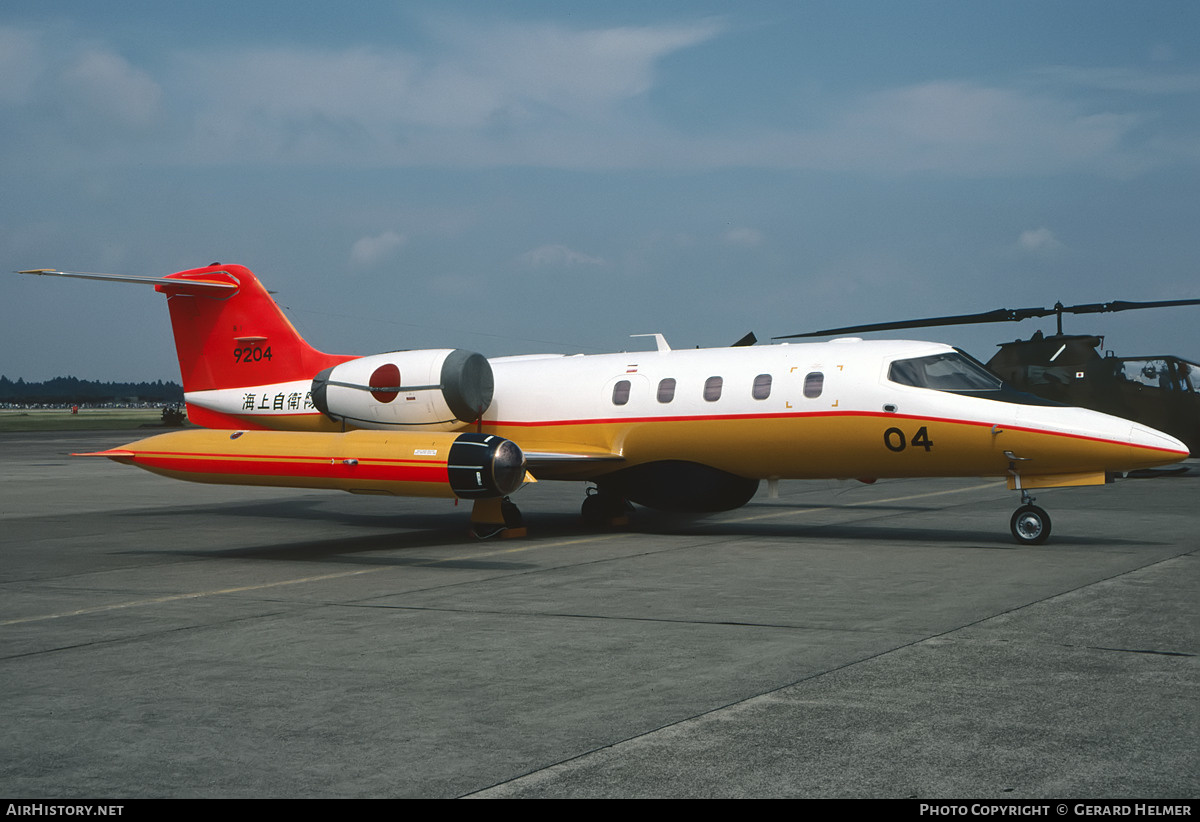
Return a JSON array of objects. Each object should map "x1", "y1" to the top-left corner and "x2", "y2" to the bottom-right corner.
[{"x1": 1128, "y1": 422, "x2": 1189, "y2": 458}]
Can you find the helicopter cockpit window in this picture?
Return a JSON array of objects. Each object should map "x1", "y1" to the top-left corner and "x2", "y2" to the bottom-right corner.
[
  {"x1": 1119, "y1": 359, "x2": 1179, "y2": 391},
  {"x1": 1181, "y1": 361, "x2": 1200, "y2": 395},
  {"x1": 888, "y1": 352, "x2": 1002, "y2": 392}
]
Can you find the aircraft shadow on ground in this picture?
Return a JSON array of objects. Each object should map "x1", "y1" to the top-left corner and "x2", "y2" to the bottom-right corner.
[
  {"x1": 121, "y1": 528, "x2": 545, "y2": 570},
  {"x1": 630, "y1": 507, "x2": 1159, "y2": 549},
  {"x1": 104, "y1": 497, "x2": 574, "y2": 565},
  {"x1": 105, "y1": 495, "x2": 1161, "y2": 560}
]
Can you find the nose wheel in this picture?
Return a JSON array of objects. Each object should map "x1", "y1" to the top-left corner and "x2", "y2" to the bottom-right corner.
[{"x1": 1009, "y1": 492, "x2": 1051, "y2": 545}]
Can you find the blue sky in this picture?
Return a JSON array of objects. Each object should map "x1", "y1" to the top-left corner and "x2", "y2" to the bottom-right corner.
[{"x1": 3, "y1": 1, "x2": 1199, "y2": 382}]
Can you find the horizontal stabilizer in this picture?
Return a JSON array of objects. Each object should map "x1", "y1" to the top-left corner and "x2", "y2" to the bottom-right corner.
[{"x1": 17, "y1": 269, "x2": 236, "y2": 295}]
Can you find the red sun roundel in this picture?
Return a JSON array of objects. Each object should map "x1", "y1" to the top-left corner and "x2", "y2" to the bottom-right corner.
[{"x1": 369, "y1": 364, "x2": 401, "y2": 403}]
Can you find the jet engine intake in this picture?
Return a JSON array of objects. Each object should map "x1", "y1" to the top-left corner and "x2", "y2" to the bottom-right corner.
[
  {"x1": 312, "y1": 349, "x2": 493, "y2": 431},
  {"x1": 448, "y1": 433, "x2": 527, "y2": 499}
]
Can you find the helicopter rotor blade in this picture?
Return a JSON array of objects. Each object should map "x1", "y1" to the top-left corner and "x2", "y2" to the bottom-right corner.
[
  {"x1": 774, "y1": 297, "x2": 1200, "y2": 340},
  {"x1": 773, "y1": 306, "x2": 1056, "y2": 339},
  {"x1": 1055, "y1": 298, "x2": 1200, "y2": 315}
]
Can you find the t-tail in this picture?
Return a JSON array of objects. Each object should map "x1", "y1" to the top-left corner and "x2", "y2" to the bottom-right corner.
[{"x1": 19, "y1": 264, "x2": 356, "y2": 430}]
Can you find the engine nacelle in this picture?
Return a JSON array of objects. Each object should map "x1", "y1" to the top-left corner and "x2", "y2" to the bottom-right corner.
[
  {"x1": 447, "y1": 432, "x2": 527, "y2": 499},
  {"x1": 312, "y1": 349, "x2": 493, "y2": 431}
]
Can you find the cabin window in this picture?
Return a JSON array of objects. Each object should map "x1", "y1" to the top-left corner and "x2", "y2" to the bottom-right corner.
[
  {"x1": 657, "y1": 378, "x2": 676, "y2": 403},
  {"x1": 752, "y1": 374, "x2": 772, "y2": 400},
  {"x1": 612, "y1": 379, "x2": 631, "y2": 405},
  {"x1": 704, "y1": 376, "x2": 723, "y2": 402},
  {"x1": 804, "y1": 372, "x2": 824, "y2": 398}
]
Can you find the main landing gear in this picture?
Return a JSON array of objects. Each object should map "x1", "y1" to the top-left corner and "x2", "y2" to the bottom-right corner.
[
  {"x1": 580, "y1": 486, "x2": 633, "y2": 528},
  {"x1": 1009, "y1": 490, "x2": 1051, "y2": 545}
]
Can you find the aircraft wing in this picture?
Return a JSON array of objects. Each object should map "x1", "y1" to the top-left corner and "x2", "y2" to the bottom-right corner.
[
  {"x1": 523, "y1": 449, "x2": 624, "y2": 465},
  {"x1": 521, "y1": 445, "x2": 625, "y2": 479}
]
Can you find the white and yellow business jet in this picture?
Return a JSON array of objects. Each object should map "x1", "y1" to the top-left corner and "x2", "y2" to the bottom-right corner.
[{"x1": 21, "y1": 263, "x2": 1189, "y2": 544}]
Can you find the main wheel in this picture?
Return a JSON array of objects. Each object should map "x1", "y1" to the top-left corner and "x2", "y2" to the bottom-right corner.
[
  {"x1": 581, "y1": 488, "x2": 632, "y2": 528},
  {"x1": 581, "y1": 491, "x2": 607, "y2": 527},
  {"x1": 1010, "y1": 505, "x2": 1051, "y2": 545}
]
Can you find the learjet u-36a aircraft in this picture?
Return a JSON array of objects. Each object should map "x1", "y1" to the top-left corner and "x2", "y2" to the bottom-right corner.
[{"x1": 20, "y1": 263, "x2": 1189, "y2": 544}]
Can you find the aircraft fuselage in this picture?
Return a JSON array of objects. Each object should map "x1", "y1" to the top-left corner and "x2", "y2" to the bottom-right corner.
[{"x1": 181, "y1": 337, "x2": 1186, "y2": 486}]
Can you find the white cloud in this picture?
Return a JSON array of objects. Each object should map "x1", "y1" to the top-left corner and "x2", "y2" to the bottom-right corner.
[
  {"x1": 517, "y1": 244, "x2": 604, "y2": 268},
  {"x1": 435, "y1": 18, "x2": 723, "y2": 118},
  {"x1": 1028, "y1": 65, "x2": 1200, "y2": 95},
  {"x1": 61, "y1": 49, "x2": 162, "y2": 128},
  {"x1": 1149, "y1": 44, "x2": 1175, "y2": 64},
  {"x1": 174, "y1": 18, "x2": 723, "y2": 165},
  {"x1": 1017, "y1": 227, "x2": 1064, "y2": 253},
  {"x1": 427, "y1": 273, "x2": 482, "y2": 297},
  {"x1": 800, "y1": 81, "x2": 1148, "y2": 176},
  {"x1": 0, "y1": 26, "x2": 41, "y2": 104},
  {"x1": 2, "y1": 17, "x2": 1195, "y2": 179},
  {"x1": 0, "y1": 27, "x2": 162, "y2": 154},
  {"x1": 166, "y1": 66, "x2": 1191, "y2": 175},
  {"x1": 350, "y1": 231, "x2": 407, "y2": 266},
  {"x1": 723, "y1": 227, "x2": 764, "y2": 247}
]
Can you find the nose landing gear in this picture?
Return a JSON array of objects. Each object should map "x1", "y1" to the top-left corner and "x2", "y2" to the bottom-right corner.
[{"x1": 1010, "y1": 491, "x2": 1051, "y2": 545}]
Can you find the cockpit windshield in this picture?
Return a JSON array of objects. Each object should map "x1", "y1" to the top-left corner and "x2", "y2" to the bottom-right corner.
[{"x1": 888, "y1": 351, "x2": 1003, "y2": 392}]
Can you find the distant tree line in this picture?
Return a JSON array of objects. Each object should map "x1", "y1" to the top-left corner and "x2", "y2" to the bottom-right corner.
[{"x1": 0, "y1": 375, "x2": 183, "y2": 405}]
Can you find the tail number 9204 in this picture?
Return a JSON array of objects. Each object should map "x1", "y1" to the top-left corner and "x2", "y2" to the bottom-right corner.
[{"x1": 234, "y1": 346, "x2": 273, "y2": 364}]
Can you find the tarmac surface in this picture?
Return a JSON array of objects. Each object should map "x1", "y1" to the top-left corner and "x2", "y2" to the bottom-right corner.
[{"x1": 1, "y1": 429, "x2": 1196, "y2": 799}]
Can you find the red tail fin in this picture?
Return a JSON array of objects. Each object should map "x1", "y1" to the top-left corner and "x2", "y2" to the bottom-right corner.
[{"x1": 159, "y1": 264, "x2": 353, "y2": 393}]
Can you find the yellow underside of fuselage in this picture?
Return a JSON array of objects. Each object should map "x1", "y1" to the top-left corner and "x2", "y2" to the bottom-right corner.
[
  {"x1": 486, "y1": 412, "x2": 1168, "y2": 483},
  {"x1": 194, "y1": 409, "x2": 1177, "y2": 488}
]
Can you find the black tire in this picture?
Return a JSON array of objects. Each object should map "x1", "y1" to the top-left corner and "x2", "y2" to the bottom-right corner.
[
  {"x1": 581, "y1": 489, "x2": 633, "y2": 528},
  {"x1": 580, "y1": 492, "x2": 609, "y2": 527},
  {"x1": 1010, "y1": 505, "x2": 1052, "y2": 545}
]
